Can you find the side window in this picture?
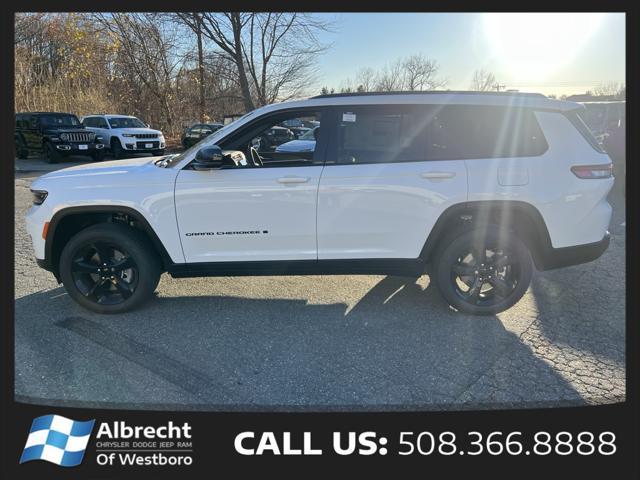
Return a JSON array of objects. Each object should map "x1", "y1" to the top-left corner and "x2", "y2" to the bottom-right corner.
[
  {"x1": 97, "y1": 118, "x2": 109, "y2": 128},
  {"x1": 332, "y1": 106, "x2": 428, "y2": 164},
  {"x1": 222, "y1": 110, "x2": 323, "y2": 168},
  {"x1": 83, "y1": 117, "x2": 94, "y2": 127},
  {"x1": 426, "y1": 106, "x2": 548, "y2": 160}
]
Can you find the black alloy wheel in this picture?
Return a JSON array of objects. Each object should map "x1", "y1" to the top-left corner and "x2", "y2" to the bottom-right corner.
[
  {"x1": 59, "y1": 223, "x2": 161, "y2": 313},
  {"x1": 70, "y1": 241, "x2": 138, "y2": 306},
  {"x1": 433, "y1": 227, "x2": 533, "y2": 315}
]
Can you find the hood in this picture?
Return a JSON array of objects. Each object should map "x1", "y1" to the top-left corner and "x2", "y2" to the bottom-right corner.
[
  {"x1": 33, "y1": 157, "x2": 161, "y2": 186},
  {"x1": 115, "y1": 128, "x2": 163, "y2": 136},
  {"x1": 43, "y1": 128, "x2": 90, "y2": 134}
]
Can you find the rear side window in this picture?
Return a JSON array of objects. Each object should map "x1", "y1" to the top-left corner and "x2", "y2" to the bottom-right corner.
[
  {"x1": 332, "y1": 106, "x2": 428, "y2": 164},
  {"x1": 426, "y1": 106, "x2": 548, "y2": 160}
]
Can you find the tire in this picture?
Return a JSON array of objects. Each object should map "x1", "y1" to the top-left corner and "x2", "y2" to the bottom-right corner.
[
  {"x1": 152, "y1": 149, "x2": 165, "y2": 157},
  {"x1": 59, "y1": 223, "x2": 161, "y2": 314},
  {"x1": 432, "y1": 226, "x2": 533, "y2": 315},
  {"x1": 15, "y1": 137, "x2": 28, "y2": 159},
  {"x1": 43, "y1": 142, "x2": 59, "y2": 164},
  {"x1": 91, "y1": 150, "x2": 105, "y2": 162},
  {"x1": 111, "y1": 138, "x2": 125, "y2": 159}
]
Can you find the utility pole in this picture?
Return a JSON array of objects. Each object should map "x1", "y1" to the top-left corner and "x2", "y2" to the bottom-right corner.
[{"x1": 494, "y1": 83, "x2": 506, "y2": 92}]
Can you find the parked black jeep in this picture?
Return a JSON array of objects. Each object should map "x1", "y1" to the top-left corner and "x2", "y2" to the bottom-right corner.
[{"x1": 15, "y1": 112, "x2": 105, "y2": 163}]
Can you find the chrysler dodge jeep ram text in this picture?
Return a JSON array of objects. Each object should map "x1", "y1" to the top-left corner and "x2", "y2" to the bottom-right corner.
[{"x1": 26, "y1": 92, "x2": 613, "y2": 315}]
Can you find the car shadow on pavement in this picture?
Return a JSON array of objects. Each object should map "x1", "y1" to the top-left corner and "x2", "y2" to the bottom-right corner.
[{"x1": 15, "y1": 277, "x2": 585, "y2": 411}]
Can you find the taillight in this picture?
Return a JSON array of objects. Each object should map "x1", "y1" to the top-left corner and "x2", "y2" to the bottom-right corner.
[{"x1": 570, "y1": 164, "x2": 613, "y2": 179}]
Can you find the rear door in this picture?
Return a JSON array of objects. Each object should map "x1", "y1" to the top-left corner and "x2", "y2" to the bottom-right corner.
[{"x1": 317, "y1": 104, "x2": 468, "y2": 260}]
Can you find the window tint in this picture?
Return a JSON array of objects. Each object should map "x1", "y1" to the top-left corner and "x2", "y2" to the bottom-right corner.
[
  {"x1": 83, "y1": 117, "x2": 95, "y2": 127},
  {"x1": 426, "y1": 106, "x2": 547, "y2": 160},
  {"x1": 332, "y1": 105, "x2": 547, "y2": 164},
  {"x1": 222, "y1": 110, "x2": 323, "y2": 168},
  {"x1": 334, "y1": 106, "x2": 427, "y2": 164}
]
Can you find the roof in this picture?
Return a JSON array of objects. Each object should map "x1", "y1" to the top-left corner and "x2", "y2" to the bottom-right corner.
[
  {"x1": 16, "y1": 112, "x2": 78, "y2": 116},
  {"x1": 83, "y1": 114, "x2": 138, "y2": 118},
  {"x1": 312, "y1": 90, "x2": 546, "y2": 99},
  {"x1": 251, "y1": 90, "x2": 581, "y2": 115}
]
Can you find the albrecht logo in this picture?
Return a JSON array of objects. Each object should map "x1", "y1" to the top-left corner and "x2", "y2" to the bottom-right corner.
[{"x1": 20, "y1": 415, "x2": 95, "y2": 467}]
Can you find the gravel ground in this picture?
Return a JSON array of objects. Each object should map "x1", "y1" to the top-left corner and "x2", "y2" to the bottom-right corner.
[{"x1": 14, "y1": 166, "x2": 626, "y2": 411}]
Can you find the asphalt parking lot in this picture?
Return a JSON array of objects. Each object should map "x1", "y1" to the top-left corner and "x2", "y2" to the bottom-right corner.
[{"x1": 14, "y1": 157, "x2": 626, "y2": 411}]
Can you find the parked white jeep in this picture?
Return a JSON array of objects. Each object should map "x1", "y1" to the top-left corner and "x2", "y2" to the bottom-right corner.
[
  {"x1": 81, "y1": 114, "x2": 165, "y2": 159},
  {"x1": 28, "y1": 92, "x2": 613, "y2": 315}
]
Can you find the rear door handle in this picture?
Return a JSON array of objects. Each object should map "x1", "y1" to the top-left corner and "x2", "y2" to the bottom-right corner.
[
  {"x1": 277, "y1": 176, "x2": 310, "y2": 184},
  {"x1": 420, "y1": 171, "x2": 456, "y2": 179}
]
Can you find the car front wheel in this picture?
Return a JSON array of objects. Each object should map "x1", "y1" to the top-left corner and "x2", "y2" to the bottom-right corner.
[
  {"x1": 44, "y1": 142, "x2": 59, "y2": 164},
  {"x1": 59, "y1": 224, "x2": 161, "y2": 314},
  {"x1": 111, "y1": 138, "x2": 125, "y2": 159},
  {"x1": 432, "y1": 227, "x2": 533, "y2": 315}
]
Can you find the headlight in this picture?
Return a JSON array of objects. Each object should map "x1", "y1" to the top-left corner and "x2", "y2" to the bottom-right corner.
[
  {"x1": 60, "y1": 133, "x2": 69, "y2": 141},
  {"x1": 31, "y1": 190, "x2": 48, "y2": 205},
  {"x1": 122, "y1": 133, "x2": 136, "y2": 138}
]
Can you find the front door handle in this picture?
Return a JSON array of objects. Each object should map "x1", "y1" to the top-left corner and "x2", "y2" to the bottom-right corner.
[
  {"x1": 277, "y1": 176, "x2": 310, "y2": 184},
  {"x1": 420, "y1": 171, "x2": 456, "y2": 179}
]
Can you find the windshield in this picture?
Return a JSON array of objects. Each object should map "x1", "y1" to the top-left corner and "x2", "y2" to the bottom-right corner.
[
  {"x1": 40, "y1": 115, "x2": 81, "y2": 128},
  {"x1": 108, "y1": 117, "x2": 147, "y2": 128},
  {"x1": 161, "y1": 109, "x2": 261, "y2": 168}
]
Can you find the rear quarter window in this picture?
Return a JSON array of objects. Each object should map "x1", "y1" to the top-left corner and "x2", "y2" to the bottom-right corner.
[
  {"x1": 426, "y1": 105, "x2": 548, "y2": 160},
  {"x1": 565, "y1": 110, "x2": 606, "y2": 153}
]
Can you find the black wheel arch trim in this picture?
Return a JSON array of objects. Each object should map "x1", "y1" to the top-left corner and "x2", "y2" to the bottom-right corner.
[
  {"x1": 420, "y1": 200, "x2": 608, "y2": 271},
  {"x1": 42, "y1": 205, "x2": 173, "y2": 278}
]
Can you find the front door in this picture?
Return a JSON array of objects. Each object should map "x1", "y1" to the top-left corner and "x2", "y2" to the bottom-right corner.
[{"x1": 174, "y1": 108, "x2": 327, "y2": 263}]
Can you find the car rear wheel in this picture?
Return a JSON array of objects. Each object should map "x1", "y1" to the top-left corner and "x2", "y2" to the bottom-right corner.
[
  {"x1": 432, "y1": 227, "x2": 533, "y2": 315},
  {"x1": 59, "y1": 224, "x2": 161, "y2": 314},
  {"x1": 15, "y1": 137, "x2": 28, "y2": 159}
]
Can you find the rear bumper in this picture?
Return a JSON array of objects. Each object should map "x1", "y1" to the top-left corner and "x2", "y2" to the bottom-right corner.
[{"x1": 536, "y1": 232, "x2": 610, "y2": 271}]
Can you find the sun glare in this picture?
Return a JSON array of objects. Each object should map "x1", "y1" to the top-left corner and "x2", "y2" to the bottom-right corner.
[{"x1": 482, "y1": 13, "x2": 605, "y2": 82}]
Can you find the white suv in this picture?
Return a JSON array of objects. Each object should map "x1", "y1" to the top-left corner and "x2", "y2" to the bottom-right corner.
[
  {"x1": 27, "y1": 92, "x2": 613, "y2": 315},
  {"x1": 82, "y1": 114, "x2": 165, "y2": 159}
]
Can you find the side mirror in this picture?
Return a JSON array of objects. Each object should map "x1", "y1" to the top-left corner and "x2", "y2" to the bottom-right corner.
[{"x1": 192, "y1": 145, "x2": 223, "y2": 170}]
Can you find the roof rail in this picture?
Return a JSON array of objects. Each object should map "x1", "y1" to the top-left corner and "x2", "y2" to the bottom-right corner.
[{"x1": 311, "y1": 90, "x2": 546, "y2": 99}]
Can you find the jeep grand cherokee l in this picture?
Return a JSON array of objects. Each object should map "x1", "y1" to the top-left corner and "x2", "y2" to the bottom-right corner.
[
  {"x1": 26, "y1": 91, "x2": 613, "y2": 315},
  {"x1": 82, "y1": 114, "x2": 165, "y2": 159}
]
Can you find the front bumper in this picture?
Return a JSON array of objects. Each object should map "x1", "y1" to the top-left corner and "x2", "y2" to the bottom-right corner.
[
  {"x1": 536, "y1": 231, "x2": 611, "y2": 271},
  {"x1": 122, "y1": 139, "x2": 165, "y2": 151},
  {"x1": 55, "y1": 143, "x2": 105, "y2": 154}
]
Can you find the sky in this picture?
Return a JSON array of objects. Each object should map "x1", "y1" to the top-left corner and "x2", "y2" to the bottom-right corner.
[{"x1": 310, "y1": 12, "x2": 626, "y2": 97}]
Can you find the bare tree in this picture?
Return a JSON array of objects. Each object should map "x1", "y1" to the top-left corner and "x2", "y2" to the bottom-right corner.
[
  {"x1": 355, "y1": 67, "x2": 377, "y2": 92},
  {"x1": 469, "y1": 69, "x2": 496, "y2": 91},
  {"x1": 177, "y1": 13, "x2": 330, "y2": 112},
  {"x1": 376, "y1": 60, "x2": 404, "y2": 91},
  {"x1": 93, "y1": 13, "x2": 183, "y2": 132},
  {"x1": 401, "y1": 54, "x2": 445, "y2": 91},
  {"x1": 593, "y1": 81, "x2": 625, "y2": 98}
]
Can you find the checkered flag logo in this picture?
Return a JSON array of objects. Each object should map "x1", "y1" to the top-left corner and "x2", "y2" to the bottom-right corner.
[{"x1": 20, "y1": 415, "x2": 95, "y2": 467}]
